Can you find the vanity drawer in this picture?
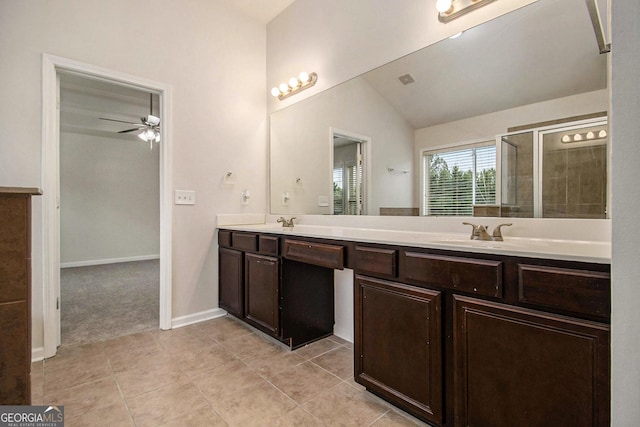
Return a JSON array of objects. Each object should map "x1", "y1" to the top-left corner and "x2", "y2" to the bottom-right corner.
[
  {"x1": 259, "y1": 235, "x2": 279, "y2": 256},
  {"x1": 283, "y1": 239, "x2": 344, "y2": 270},
  {"x1": 232, "y1": 233, "x2": 258, "y2": 252},
  {"x1": 518, "y1": 264, "x2": 610, "y2": 319},
  {"x1": 401, "y1": 251, "x2": 502, "y2": 298},
  {"x1": 218, "y1": 230, "x2": 232, "y2": 248},
  {"x1": 354, "y1": 245, "x2": 397, "y2": 278}
]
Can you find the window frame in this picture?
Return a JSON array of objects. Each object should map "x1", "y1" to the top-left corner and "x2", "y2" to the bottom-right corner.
[{"x1": 420, "y1": 139, "x2": 499, "y2": 216}]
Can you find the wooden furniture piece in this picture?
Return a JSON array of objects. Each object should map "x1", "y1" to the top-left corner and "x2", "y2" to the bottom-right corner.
[
  {"x1": 218, "y1": 227, "x2": 611, "y2": 426},
  {"x1": 218, "y1": 230, "x2": 341, "y2": 348},
  {"x1": 0, "y1": 187, "x2": 41, "y2": 405},
  {"x1": 354, "y1": 242, "x2": 610, "y2": 427}
]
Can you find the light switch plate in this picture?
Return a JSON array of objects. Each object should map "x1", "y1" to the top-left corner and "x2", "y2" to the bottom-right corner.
[
  {"x1": 175, "y1": 190, "x2": 195, "y2": 205},
  {"x1": 318, "y1": 196, "x2": 329, "y2": 207}
]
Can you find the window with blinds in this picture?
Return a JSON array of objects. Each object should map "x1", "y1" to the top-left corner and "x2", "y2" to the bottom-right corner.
[
  {"x1": 333, "y1": 167, "x2": 344, "y2": 215},
  {"x1": 423, "y1": 143, "x2": 496, "y2": 216},
  {"x1": 333, "y1": 161, "x2": 363, "y2": 215}
]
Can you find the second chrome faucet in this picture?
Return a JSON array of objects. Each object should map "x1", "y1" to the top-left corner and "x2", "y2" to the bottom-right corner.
[
  {"x1": 277, "y1": 217, "x2": 296, "y2": 228},
  {"x1": 463, "y1": 222, "x2": 512, "y2": 241}
]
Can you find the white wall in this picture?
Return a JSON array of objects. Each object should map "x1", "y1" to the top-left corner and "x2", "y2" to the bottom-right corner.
[
  {"x1": 60, "y1": 132, "x2": 160, "y2": 266},
  {"x1": 611, "y1": 0, "x2": 640, "y2": 424},
  {"x1": 0, "y1": 0, "x2": 267, "y2": 352}
]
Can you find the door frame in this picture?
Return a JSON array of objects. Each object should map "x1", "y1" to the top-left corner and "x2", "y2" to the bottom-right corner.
[
  {"x1": 329, "y1": 127, "x2": 371, "y2": 215},
  {"x1": 42, "y1": 54, "x2": 173, "y2": 358}
]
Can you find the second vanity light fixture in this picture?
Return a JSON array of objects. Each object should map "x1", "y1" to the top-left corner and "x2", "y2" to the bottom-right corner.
[
  {"x1": 436, "y1": 0, "x2": 497, "y2": 23},
  {"x1": 271, "y1": 71, "x2": 318, "y2": 100},
  {"x1": 561, "y1": 129, "x2": 608, "y2": 143}
]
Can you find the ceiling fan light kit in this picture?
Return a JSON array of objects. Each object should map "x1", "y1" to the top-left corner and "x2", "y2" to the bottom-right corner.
[{"x1": 99, "y1": 93, "x2": 161, "y2": 149}]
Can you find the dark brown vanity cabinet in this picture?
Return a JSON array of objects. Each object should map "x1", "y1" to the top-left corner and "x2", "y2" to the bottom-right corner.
[
  {"x1": 218, "y1": 247, "x2": 244, "y2": 318},
  {"x1": 353, "y1": 244, "x2": 610, "y2": 427},
  {"x1": 355, "y1": 275, "x2": 443, "y2": 425},
  {"x1": 244, "y1": 253, "x2": 280, "y2": 336},
  {"x1": 453, "y1": 295, "x2": 609, "y2": 427},
  {"x1": 218, "y1": 230, "x2": 338, "y2": 348},
  {"x1": 219, "y1": 230, "x2": 610, "y2": 426}
]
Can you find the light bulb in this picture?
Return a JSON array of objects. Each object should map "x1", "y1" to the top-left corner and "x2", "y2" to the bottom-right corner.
[
  {"x1": 599, "y1": 130, "x2": 608, "y2": 138},
  {"x1": 561, "y1": 135, "x2": 571, "y2": 143},
  {"x1": 586, "y1": 131, "x2": 595, "y2": 139},
  {"x1": 279, "y1": 82, "x2": 289, "y2": 93},
  {"x1": 299, "y1": 71, "x2": 310, "y2": 83},
  {"x1": 436, "y1": 0, "x2": 453, "y2": 13},
  {"x1": 573, "y1": 133, "x2": 583, "y2": 141},
  {"x1": 270, "y1": 87, "x2": 280, "y2": 97},
  {"x1": 289, "y1": 77, "x2": 299, "y2": 88}
]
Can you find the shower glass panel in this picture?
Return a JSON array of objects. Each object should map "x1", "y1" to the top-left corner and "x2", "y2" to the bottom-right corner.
[
  {"x1": 501, "y1": 132, "x2": 534, "y2": 217},
  {"x1": 540, "y1": 123, "x2": 608, "y2": 218}
]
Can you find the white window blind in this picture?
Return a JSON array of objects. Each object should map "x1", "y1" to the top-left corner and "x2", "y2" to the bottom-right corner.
[
  {"x1": 333, "y1": 167, "x2": 343, "y2": 215},
  {"x1": 423, "y1": 143, "x2": 496, "y2": 216}
]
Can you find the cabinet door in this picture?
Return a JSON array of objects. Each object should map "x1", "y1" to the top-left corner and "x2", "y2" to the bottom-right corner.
[
  {"x1": 219, "y1": 248, "x2": 243, "y2": 318},
  {"x1": 453, "y1": 295, "x2": 610, "y2": 427},
  {"x1": 245, "y1": 254, "x2": 280, "y2": 336},
  {"x1": 355, "y1": 275, "x2": 443, "y2": 425}
]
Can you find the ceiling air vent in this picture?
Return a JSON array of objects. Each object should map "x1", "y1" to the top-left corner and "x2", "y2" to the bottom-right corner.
[{"x1": 398, "y1": 74, "x2": 415, "y2": 85}]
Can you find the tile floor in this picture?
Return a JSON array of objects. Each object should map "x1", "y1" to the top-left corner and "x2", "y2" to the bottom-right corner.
[{"x1": 31, "y1": 316, "x2": 428, "y2": 426}]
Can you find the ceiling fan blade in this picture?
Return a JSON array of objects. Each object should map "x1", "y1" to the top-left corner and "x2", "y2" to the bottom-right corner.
[
  {"x1": 118, "y1": 128, "x2": 142, "y2": 134},
  {"x1": 99, "y1": 117, "x2": 140, "y2": 125}
]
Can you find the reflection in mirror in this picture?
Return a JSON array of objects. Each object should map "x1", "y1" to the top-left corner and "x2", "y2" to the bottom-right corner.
[
  {"x1": 500, "y1": 115, "x2": 608, "y2": 218},
  {"x1": 332, "y1": 131, "x2": 367, "y2": 215},
  {"x1": 270, "y1": 0, "x2": 608, "y2": 218},
  {"x1": 501, "y1": 132, "x2": 534, "y2": 218},
  {"x1": 540, "y1": 120, "x2": 608, "y2": 218}
]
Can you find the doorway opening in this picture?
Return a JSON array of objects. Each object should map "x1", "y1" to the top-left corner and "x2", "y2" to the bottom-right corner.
[
  {"x1": 331, "y1": 129, "x2": 370, "y2": 215},
  {"x1": 42, "y1": 55, "x2": 173, "y2": 357},
  {"x1": 58, "y1": 74, "x2": 160, "y2": 346}
]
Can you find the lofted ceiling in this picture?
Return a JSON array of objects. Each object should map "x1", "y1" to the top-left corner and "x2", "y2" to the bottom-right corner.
[
  {"x1": 60, "y1": 0, "x2": 607, "y2": 137},
  {"x1": 361, "y1": 0, "x2": 608, "y2": 129},
  {"x1": 217, "y1": 0, "x2": 296, "y2": 23}
]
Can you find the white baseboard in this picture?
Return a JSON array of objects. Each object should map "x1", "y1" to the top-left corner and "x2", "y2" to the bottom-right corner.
[
  {"x1": 172, "y1": 308, "x2": 227, "y2": 329},
  {"x1": 32, "y1": 346, "x2": 45, "y2": 363},
  {"x1": 333, "y1": 326, "x2": 354, "y2": 344},
  {"x1": 60, "y1": 254, "x2": 160, "y2": 268}
]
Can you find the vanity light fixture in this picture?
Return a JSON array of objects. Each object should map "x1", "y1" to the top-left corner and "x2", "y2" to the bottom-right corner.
[
  {"x1": 271, "y1": 72, "x2": 318, "y2": 100},
  {"x1": 437, "y1": 0, "x2": 497, "y2": 23},
  {"x1": 561, "y1": 129, "x2": 608, "y2": 143}
]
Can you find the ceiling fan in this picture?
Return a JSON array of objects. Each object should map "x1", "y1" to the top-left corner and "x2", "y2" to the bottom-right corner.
[{"x1": 99, "y1": 93, "x2": 160, "y2": 146}]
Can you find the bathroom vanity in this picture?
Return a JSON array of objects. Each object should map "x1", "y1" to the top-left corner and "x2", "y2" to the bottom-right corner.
[{"x1": 217, "y1": 223, "x2": 610, "y2": 426}]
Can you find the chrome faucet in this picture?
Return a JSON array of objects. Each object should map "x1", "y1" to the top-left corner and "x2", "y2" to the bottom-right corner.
[
  {"x1": 463, "y1": 222, "x2": 512, "y2": 241},
  {"x1": 277, "y1": 217, "x2": 296, "y2": 228}
]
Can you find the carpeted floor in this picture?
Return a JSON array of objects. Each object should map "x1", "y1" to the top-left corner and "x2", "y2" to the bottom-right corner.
[{"x1": 60, "y1": 259, "x2": 159, "y2": 347}]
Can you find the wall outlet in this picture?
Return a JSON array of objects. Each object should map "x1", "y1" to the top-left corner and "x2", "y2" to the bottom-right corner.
[
  {"x1": 175, "y1": 190, "x2": 195, "y2": 205},
  {"x1": 318, "y1": 196, "x2": 329, "y2": 207}
]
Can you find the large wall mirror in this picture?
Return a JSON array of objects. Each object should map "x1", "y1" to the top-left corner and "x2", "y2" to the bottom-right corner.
[{"x1": 270, "y1": 0, "x2": 608, "y2": 218}]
